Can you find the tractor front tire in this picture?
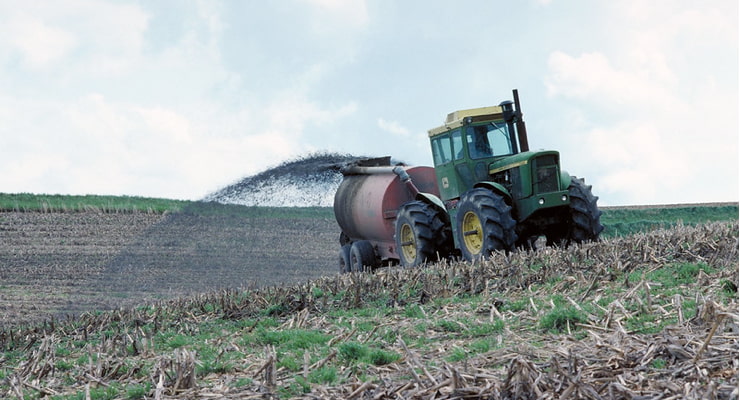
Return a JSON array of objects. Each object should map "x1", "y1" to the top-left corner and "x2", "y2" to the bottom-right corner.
[
  {"x1": 567, "y1": 176, "x2": 604, "y2": 243},
  {"x1": 456, "y1": 188, "x2": 517, "y2": 261},
  {"x1": 394, "y1": 200, "x2": 451, "y2": 268}
]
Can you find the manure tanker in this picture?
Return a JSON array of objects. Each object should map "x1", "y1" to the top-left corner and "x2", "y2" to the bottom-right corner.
[{"x1": 334, "y1": 90, "x2": 603, "y2": 272}]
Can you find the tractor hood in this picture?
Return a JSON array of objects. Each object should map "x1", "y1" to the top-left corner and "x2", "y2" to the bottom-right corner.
[
  {"x1": 487, "y1": 150, "x2": 568, "y2": 199},
  {"x1": 487, "y1": 150, "x2": 554, "y2": 176}
]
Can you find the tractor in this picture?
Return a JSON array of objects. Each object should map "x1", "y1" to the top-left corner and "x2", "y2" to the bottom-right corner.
[{"x1": 334, "y1": 89, "x2": 603, "y2": 271}]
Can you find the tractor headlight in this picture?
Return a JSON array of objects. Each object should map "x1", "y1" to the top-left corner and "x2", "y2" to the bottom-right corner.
[
  {"x1": 538, "y1": 198, "x2": 545, "y2": 205},
  {"x1": 561, "y1": 195, "x2": 568, "y2": 202}
]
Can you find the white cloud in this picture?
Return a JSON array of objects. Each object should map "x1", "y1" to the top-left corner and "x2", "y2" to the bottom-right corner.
[
  {"x1": 265, "y1": 94, "x2": 356, "y2": 133},
  {"x1": 544, "y1": 0, "x2": 737, "y2": 204},
  {"x1": 0, "y1": 81, "x2": 361, "y2": 198},
  {"x1": 545, "y1": 51, "x2": 682, "y2": 112},
  {"x1": 584, "y1": 122, "x2": 693, "y2": 201},
  {"x1": 302, "y1": 0, "x2": 369, "y2": 29},
  {"x1": 136, "y1": 107, "x2": 193, "y2": 145},
  {"x1": 377, "y1": 118, "x2": 410, "y2": 137},
  {"x1": 0, "y1": 13, "x2": 77, "y2": 69},
  {"x1": 0, "y1": 1, "x2": 149, "y2": 74}
]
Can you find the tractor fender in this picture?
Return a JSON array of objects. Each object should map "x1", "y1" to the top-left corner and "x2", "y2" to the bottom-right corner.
[
  {"x1": 473, "y1": 181, "x2": 512, "y2": 203},
  {"x1": 560, "y1": 170, "x2": 572, "y2": 190},
  {"x1": 414, "y1": 192, "x2": 449, "y2": 222}
]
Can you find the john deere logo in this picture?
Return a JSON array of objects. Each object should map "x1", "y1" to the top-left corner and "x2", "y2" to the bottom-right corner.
[{"x1": 442, "y1": 177, "x2": 449, "y2": 188}]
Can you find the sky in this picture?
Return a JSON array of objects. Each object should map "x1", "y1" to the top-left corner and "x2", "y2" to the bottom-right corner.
[{"x1": 0, "y1": 0, "x2": 737, "y2": 206}]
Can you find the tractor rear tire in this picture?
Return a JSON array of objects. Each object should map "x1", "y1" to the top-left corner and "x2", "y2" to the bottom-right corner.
[
  {"x1": 350, "y1": 240, "x2": 376, "y2": 272},
  {"x1": 339, "y1": 244, "x2": 351, "y2": 273},
  {"x1": 394, "y1": 200, "x2": 451, "y2": 268},
  {"x1": 566, "y1": 176, "x2": 604, "y2": 243},
  {"x1": 456, "y1": 188, "x2": 517, "y2": 261}
]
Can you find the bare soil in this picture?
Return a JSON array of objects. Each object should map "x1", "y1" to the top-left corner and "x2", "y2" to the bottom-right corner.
[{"x1": 0, "y1": 209, "x2": 339, "y2": 328}]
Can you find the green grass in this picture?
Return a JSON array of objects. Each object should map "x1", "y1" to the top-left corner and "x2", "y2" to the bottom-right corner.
[
  {"x1": 61, "y1": 385, "x2": 121, "y2": 400},
  {"x1": 339, "y1": 341, "x2": 369, "y2": 362},
  {"x1": 651, "y1": 358, "x2": 667, "y2": 369},
  {"x1": 468, "y1": 319, "x2": 505, "y2": 336},
  {"x1": 161, "y1": 333, "x2": 191, "y2": 349},
  {"x1": 0, "y1": 192, "x2": 335, "y2": 218},
  {"x1": 125, "y1": 383, "x2": 151, "y2": 400},
  {"x1": 338, "y1": 342, "x2": 400, "y2": 366},
  {"x1": 308, "y1": 365, "x2": 338, "y2": 384},
  {"x1": 1, "y1": 193, "x2": 735, "y2": 230},
  {"x1": 0, "y1": 193, "x2": 190, "y2": 213},
  {"x1": 539, "y1": 306, "x2": 587, "y2": 333},
  {"x1": 366, "y1": 348, "x2": 401, "y2": 366},
  {"x1": 254, "y1": 329, "x2": 331, "y2": 349},
  {"x1": 628, "y1": 262, "x2": 715, "y2": 288},
  {"x1": 404, "y1": 304, "x2": 425, "y2": 318},
  {"x1": 447, "y1": 347, "x2": 468, "y2": 362},
  {"x1": 600, "y1": 205, "x2": 738, "y2": 237},
  {"x1": 469, "y1": 338, "x2": 494, "y2": 354},
  {"x1": 435, "y1": 319, "x2": 464, "y2": 333}
]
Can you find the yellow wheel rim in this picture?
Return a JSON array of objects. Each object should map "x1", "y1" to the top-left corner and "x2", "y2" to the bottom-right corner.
[
  {"x1": 399, "y1": 223, "x2": 416, "y2": 263},
  {"x1": 461, "y1": 211, "x2": 483, "y2": 255}
]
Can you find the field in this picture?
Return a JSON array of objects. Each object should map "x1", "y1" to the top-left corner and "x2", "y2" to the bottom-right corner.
[
  {"x1": 0, "y1": 203, "x2": 339, "y2": 328},
  {"x1": 0, "y1": 197, "x2": 737, "y2": 399}
]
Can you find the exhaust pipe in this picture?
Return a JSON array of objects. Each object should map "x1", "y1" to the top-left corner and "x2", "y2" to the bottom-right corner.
[{"x1": 512, "y1": 89, "x2": 529, "y2": 152}]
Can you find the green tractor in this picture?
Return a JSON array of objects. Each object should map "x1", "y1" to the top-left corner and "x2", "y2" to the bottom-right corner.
[{"x1": 395, "y1": 89, "x2": 603, "y2": 266}]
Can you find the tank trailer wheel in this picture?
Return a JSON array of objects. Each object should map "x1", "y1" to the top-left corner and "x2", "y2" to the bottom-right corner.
[
  {"x1": 349, "y1": 240, "x2": 376, "y2": 272},
  {"x1": 566, "y1": 176, "x2": 604, "y2": 243},
  {"x1": 339, "y1": 244, "x2": 351, "y2": 274},
  {"x1": 339, "y1": 231, "x2": 351, "y2": 246},
  {"x1": 394, "y1": 200, "x2": 451, "y2": 268},
  {"x1": 456, "y1": 188, "x2": 517, "y2": 261}
]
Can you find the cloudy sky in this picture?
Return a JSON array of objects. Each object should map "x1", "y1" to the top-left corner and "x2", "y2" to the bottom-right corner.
[{"x1": 0, "y1": 0, "x2": 737, "y2": 205}]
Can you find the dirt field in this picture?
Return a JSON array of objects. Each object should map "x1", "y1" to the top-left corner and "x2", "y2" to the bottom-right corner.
[
  {"x1": 2, "y1": 203, "x2": 737, "y2": 328},
  {"x1": 1, "y1": 206, "x2": 737, "y2": 398},
  {"x1": 0, "y1": 209, "x2": 340, "y2": 327}
]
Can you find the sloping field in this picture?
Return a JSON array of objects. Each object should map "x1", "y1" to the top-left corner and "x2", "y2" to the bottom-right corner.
[
  {"x1": 0, "y1": 206, "x2": 340, "y2": 328},
  {"x1": 2, "y1": 202, "x2": 736, "y2": 329},
  {"x1": 0, "y1": 213, "x2": 737, "y2": 398},
  {"x1": 0, "y1": 212, "x2": 165, "y2": 326}
]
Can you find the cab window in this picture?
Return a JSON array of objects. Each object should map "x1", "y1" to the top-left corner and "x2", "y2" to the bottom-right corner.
[
  {"x1": 431, "y1": 134, "x2": 453, "y2": 165},
  {"x1": 466, "y1": 122, "x2": 514, "y2": 159},
  {"x1": 451, "y1": 130, "x2": 464, "y2": 160}
]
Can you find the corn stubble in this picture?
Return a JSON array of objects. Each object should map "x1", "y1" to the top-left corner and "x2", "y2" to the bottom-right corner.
[{"x1": 0, "y1": 220, "x2": 736, "y2": 399}]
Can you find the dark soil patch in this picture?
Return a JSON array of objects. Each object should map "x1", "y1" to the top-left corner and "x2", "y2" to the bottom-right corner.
[{"x1": 0, "y1": 207, "x2": 340, "y2": 328}]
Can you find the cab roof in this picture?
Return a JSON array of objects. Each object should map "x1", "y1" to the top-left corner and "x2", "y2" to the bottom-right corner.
[{"x1": 428, "y1": 105, "x2": 505, "y2": 137}]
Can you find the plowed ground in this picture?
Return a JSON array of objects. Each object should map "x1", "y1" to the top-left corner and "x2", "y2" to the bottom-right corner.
[{"x1": 0, "y1": 209, "x2": 339, "y2": 327}]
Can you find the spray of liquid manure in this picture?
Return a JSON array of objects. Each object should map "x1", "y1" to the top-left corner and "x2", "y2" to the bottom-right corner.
[
  {"x1": 103, "y1": 152, "x2": 377, "y2": 303},
  {"x1": 203, "y1": 152, "x2": 368, "y2": 207}
]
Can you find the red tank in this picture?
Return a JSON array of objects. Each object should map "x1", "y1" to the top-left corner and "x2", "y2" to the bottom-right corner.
[{"x1": 333, "y1": 162, "x2": 439, "y2": 262}]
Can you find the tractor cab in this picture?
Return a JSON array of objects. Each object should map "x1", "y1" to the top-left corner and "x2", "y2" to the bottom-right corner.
[{"x1": 428, "y1": 101, "x2": 536, "y2": 205}]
